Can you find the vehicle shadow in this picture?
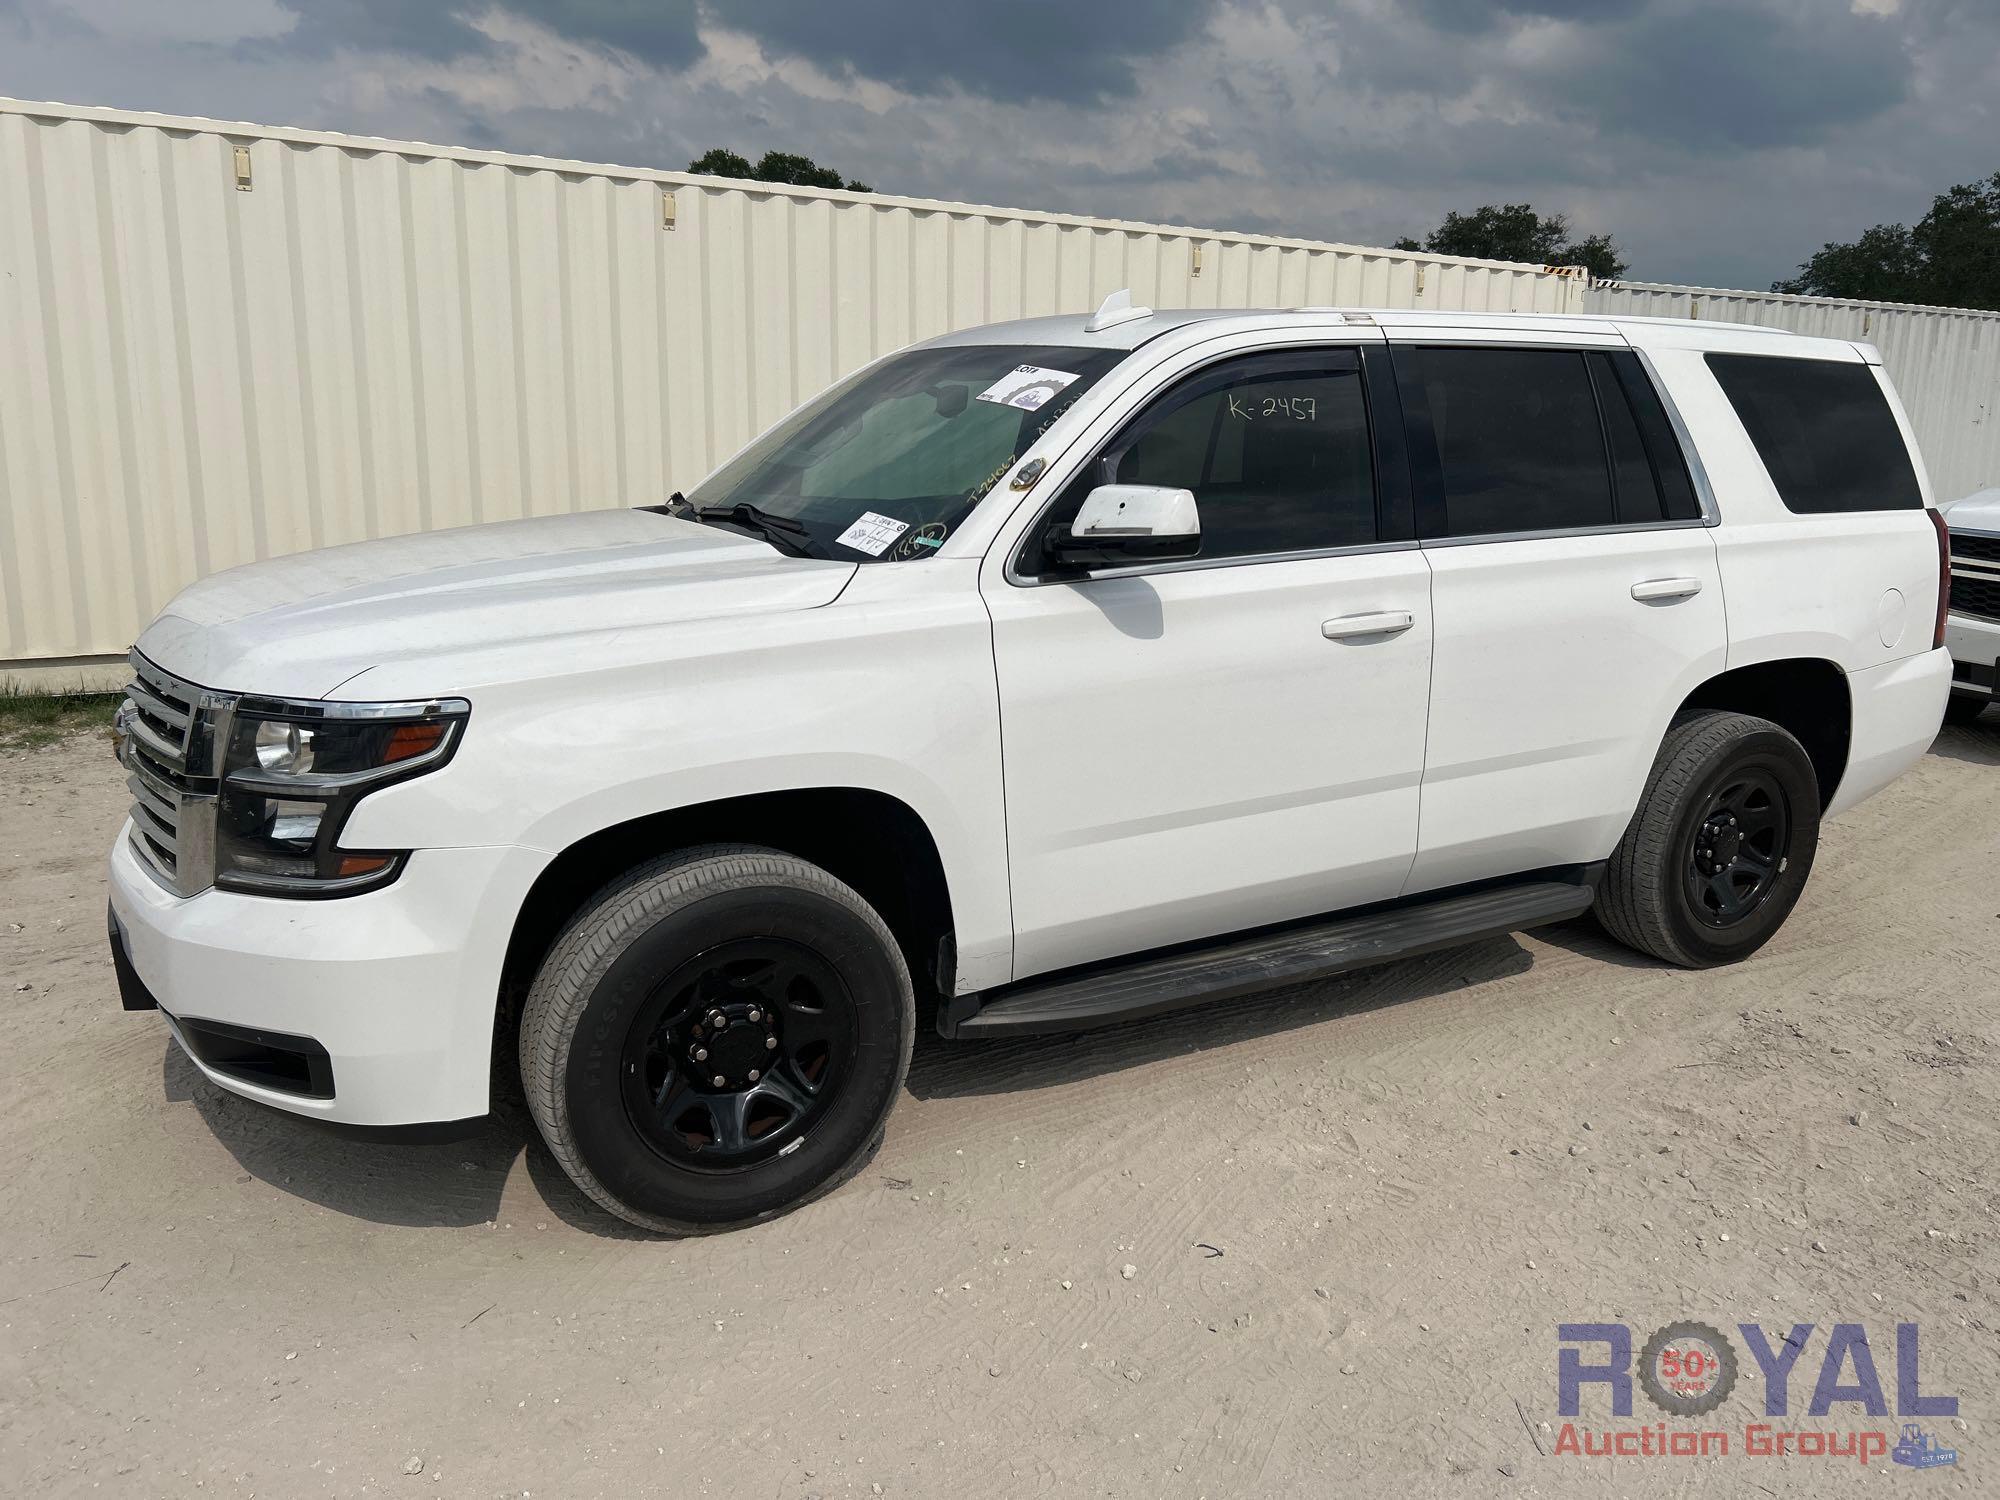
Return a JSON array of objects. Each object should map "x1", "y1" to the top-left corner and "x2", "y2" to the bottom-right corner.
[
  {"x1": 1525, "y1": 913, "x2": 1676, "y2": 971},
  {"x1": 165, "y1": 1044, "x2": 648, "y2": 1237},
  {"x1": 905, "y1": 930, "x2": 1537, "y2": 1100},
  {"x1": 1928, "y1": 716, "x2": 2000, "y2": 767}
]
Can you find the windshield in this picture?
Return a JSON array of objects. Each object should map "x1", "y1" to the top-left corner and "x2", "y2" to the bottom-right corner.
[{"x1": 685, "y1": 343, "x2": 1126, "y2": 561}]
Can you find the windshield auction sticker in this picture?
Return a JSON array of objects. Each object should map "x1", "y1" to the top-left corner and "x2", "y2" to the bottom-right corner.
[
  {"x1": 834, "y1": 511, "x2": 912, "y2": 556},
  {"x1": 976, "y1": 365, "x2": 1081, "y2": 411}
]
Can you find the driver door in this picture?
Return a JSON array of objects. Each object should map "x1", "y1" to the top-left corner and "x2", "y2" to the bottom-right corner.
[{"x1": 982, "y1": 341, "x2": 1436, "y2": 980}]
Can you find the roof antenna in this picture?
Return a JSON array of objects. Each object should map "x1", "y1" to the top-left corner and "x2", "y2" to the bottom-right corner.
[{"x1": 1085, "y1": 287, "x2": 1153, "y2": 333}]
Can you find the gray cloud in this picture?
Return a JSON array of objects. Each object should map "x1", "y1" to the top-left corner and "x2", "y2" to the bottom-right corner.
[
  {"x1": 266, "y1": 0, "x2": 492, "y2": 59},
  {"x1": 714, "y1": 0, "x2": 1214, "y2": 102},
  {"x1": 1533, "y1": 1, "x2": 1913, "y2": 151},
  {"x1": 1406, "y1": 0, "x2": 1649, "y2": 34},
  {"x1": 268, "y1": 0, "x2": 701, "y2": 66},
  {"x1": 0, "y1": 0, "x2": 1994, "y2": 293}
]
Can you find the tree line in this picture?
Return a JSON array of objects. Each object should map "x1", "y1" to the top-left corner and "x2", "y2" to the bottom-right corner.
[{"x1": 685, "y1": 146, "x2": 1999, "y2": 311}]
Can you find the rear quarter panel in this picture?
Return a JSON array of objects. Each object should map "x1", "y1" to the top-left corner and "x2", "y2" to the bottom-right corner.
[{"x1": 1638, "y1": 331, "x2": 1941, "y2": 675}]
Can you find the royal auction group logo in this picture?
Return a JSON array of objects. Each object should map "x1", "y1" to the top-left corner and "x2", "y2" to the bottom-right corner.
[{"x1": 1554, "y1": 1321, "x2": 1961, "y2": 1469}]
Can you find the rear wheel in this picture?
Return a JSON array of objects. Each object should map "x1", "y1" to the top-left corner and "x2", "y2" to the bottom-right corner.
[
  {"x1": 1596, "y1": 711, "x2": 1821, "y2": 968},
  {"x1": 520, "y1": 844, "x2": 914, "y2": 1233},
  {"x1": 1943, "y1": 694, "x2": 1988, "y2": 727}
]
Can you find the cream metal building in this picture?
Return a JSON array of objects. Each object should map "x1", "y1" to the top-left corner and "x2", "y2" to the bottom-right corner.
[
  {"x1": 2, "y1": 97, "x2": 1994, "y2": 686},
  {"x1": 1585, "y1": 279, "x2": 2000, "y2": 510}
]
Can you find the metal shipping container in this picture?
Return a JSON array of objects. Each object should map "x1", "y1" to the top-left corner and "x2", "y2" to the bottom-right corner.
[
  {"x1": 1586, "y1": 279, "x2": 2000, "y2": 506},
  {"x1": 8, "y1": 98, "x2": 1996, "y2": 686},
  {"x1": 0, "y1": 99, "x2": 1587, "y2": 684}
]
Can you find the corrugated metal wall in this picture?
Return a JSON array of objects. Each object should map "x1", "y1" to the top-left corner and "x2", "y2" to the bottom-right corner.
[
  {"x1": 0, "y1": 99, "x2": 1588, "y2": 678},
  {"x1": 12, "y1": 99, "x2": 1993, "y2": 682},
  {"x1": 1586, "y1": 279, "x2": 2000, "y2": 504}
]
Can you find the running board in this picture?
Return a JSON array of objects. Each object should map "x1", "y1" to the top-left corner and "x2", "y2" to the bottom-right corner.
[{"x1": 946, "y1": 876, "x2": 1597, "y2": 1038}]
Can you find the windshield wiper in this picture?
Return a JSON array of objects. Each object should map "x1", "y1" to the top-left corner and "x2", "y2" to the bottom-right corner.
[
  {"x1": 692, "y1": 502, "x2": 822, "y2": 558},
  {"x1": 639, "y1": 495, "x2": 822, "y2": 557}
]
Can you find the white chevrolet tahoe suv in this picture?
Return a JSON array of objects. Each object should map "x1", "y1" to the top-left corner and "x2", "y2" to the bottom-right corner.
[
  {"x1": 1941, "y1": 487, "x2": 2000, "y2": 725},
  {"x1": 108, "y1": 300, "x2": 1953, "y2": 1232}
]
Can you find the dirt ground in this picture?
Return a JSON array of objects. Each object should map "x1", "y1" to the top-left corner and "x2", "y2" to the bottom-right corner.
[{"x1": 2, "y1": 719, "x2": 1996, "y2": 1498}]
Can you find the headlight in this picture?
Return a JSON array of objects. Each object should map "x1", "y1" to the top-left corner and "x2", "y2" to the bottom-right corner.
[{"x1": 215, "y1": 696, "x2": 470, "y2": 897}]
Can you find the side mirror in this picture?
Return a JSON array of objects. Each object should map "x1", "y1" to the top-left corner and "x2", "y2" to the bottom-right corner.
[{"x1": 1047, "y1": 484, "x2": 1201, "y2": 569}]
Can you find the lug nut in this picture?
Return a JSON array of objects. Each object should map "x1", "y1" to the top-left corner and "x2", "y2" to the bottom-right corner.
[
  {"x1": 712, "y1": 1074, "x2": 727, "y2": 1088},
  {"x1": 748, "y1": 1069, "x2": 761, "y2": 1082},
  {"x1": 693, "y1": 1047, "x2": 708, "y2": 1061},
  {"x1": 765, "y1": 1036, "x2": 777, "y2": 1050},
  {"x1": 747, "y1": 1007, "x2": 762, "y2": 1022}
]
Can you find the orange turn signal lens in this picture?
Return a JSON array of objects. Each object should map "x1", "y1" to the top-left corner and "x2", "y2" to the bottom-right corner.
[
  {"x1": 335, "y1": 855, "x2": 392, "y2": 878},
  {"x1": 382, "y1": 721, "x2": 448, "y2": 764}
]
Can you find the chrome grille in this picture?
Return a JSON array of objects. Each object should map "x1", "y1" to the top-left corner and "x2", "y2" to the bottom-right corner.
[
  {"x1": 1950, "y1": 530, "x2": 2000, "y2": 624},
  {"x1": 120, "y1": 653, "x2": 228, "y2": 895}
]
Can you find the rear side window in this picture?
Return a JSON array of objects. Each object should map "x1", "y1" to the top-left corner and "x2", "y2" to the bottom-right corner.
[
  {"x1": 1600, "y1": 351, "x2": 1703, "y2": 522},
  {"x1": 1399, "y1": 345, "x2": 1702, "y2": 538},
  {"x1": 1403, "y1": 347, "x2": 1613, "y2": 536},
  {"x1": 1705, "y1": 353, "x2": 1922, "y2": 513}
]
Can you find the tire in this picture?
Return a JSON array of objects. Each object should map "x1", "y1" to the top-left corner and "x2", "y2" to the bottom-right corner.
[
  {"x1": 1596, "y1": 711, "x2": 1821, "y2": 968},
  {"x1": 520, "y1": 844, "x2": 914, "y2": 1234},
  {"x1": 1943, "y1": 694, "x2": 1988, "y2": 727}
]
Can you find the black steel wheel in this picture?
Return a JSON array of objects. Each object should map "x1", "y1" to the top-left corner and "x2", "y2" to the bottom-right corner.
[
  {"x1": 622, "y1": 938, "x2": 858, "y2": 1171},
  {"x1": 1683, "y1": 768, "x2": 1792, "y2": 927},
  {"x1": 1597, "y1": 711, "x2": 1821, "y2": 968},
  {"x1": 520, "y1": 845, "x2": 914, "y2": 1233}
]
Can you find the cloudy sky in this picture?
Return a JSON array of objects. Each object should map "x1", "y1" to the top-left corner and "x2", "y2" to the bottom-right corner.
[{"x1": 2, "y1": 0, "x2": 1995, "y2": 290}]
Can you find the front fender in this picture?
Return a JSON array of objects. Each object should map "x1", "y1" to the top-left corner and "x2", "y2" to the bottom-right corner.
[{"x1": 337, "y1": 568, "x2": 1014, "y2": 989}]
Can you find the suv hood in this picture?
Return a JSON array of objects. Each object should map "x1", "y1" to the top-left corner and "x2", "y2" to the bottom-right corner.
[
  {"x1": 137, "y1": 510, "x2": 855, "y2": 699},
  {"x1": 1943, "y1": 487, "x2": 2000, "y2": 534}
]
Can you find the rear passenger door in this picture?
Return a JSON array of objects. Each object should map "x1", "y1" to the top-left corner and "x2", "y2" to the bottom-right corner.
[{"x1": 1391, "y1": 333, "x2": 1729, "y2": 894}]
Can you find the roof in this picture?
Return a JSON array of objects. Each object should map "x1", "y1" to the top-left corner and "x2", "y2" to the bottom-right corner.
[{"x1": 918, "y1": 304, "x2": 1804, "y2": 352}]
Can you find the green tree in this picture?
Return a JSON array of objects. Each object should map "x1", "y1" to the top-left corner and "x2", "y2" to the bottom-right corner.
[
  {"x1": 1397, "y1": 203, "x2": 1629, "y2": 280},
  {"x1": 686, "y1": 147, "x2": 753, "y2": 179},
  {"x1": 686, "y1": 147, "x2": 871, "y2": 193},
  {"x1": 1775, "y1": 173, "x2": 2000, "y2": 310}
]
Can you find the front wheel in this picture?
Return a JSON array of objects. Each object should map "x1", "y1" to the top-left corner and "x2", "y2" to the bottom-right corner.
[
  {"x1": 1596, "y1": 711, "x2": 1821, "y2": 968},
  {"x1": 520, "y1": 845, "x2": 914, "y2": 1233}
]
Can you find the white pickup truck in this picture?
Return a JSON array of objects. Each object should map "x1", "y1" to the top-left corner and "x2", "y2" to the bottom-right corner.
[
  {"x1": 109, "y1": 298, "x2": 1952, "y2": 1232},
  {"x1": 1941, "y1": 487, "x2": 2000, "y2": 724}
]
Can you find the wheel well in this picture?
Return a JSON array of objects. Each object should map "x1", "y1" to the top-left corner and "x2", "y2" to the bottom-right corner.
[
  {"x1": 1677, "y1": 659, "x2": 1850, "y2": 808},
  {"x1": 497, "y1": 789, "x2": 956, "y2": 1052}
]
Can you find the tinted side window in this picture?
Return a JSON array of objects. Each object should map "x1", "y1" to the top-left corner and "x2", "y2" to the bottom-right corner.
[
  {"x1": 1706, "y1": 353, "x2": 1922, "y2": 513},
  {"x1": 1606, "y1": 351, "x2": 1703, "y2": 521},
  {"x1": 1044, "y1": 350, "x2": 1377, "y2": 564},
  {"x1": 1591, "y1": 352, "x2": 1664, "y2": 525},
  {"x1": 1406, "y1": 348, "x2": 1614, "y2": 537}
]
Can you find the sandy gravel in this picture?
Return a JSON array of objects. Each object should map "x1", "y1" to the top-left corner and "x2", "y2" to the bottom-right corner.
[{"x1": 2, "y1": 721, "x2": 1996, "y2": 1497}]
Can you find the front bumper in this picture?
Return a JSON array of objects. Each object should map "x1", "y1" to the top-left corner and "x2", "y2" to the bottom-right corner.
[
  {"x1": 1944, "y1": 612, "x2": 2000, "y2": 706},
  {"x1": 109, "y1": 828, "x2": 548, "y2": 1126}
]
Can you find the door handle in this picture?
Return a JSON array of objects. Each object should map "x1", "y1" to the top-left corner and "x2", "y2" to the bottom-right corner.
[
  {"x1": 1321, "y1": 610, "x2": 1415, "y2": 640},
  {"x1": 1631, "y1": 577, "x2": 1703, "y2": 602}
]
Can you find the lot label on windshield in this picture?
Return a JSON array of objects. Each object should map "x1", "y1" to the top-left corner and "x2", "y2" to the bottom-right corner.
[
  {"x1": 835, "y1": 511, "x2": 912, "y2": 556},
  {"x1": 976, "y1": 365, "x2": 1081, "y2": 411}
]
